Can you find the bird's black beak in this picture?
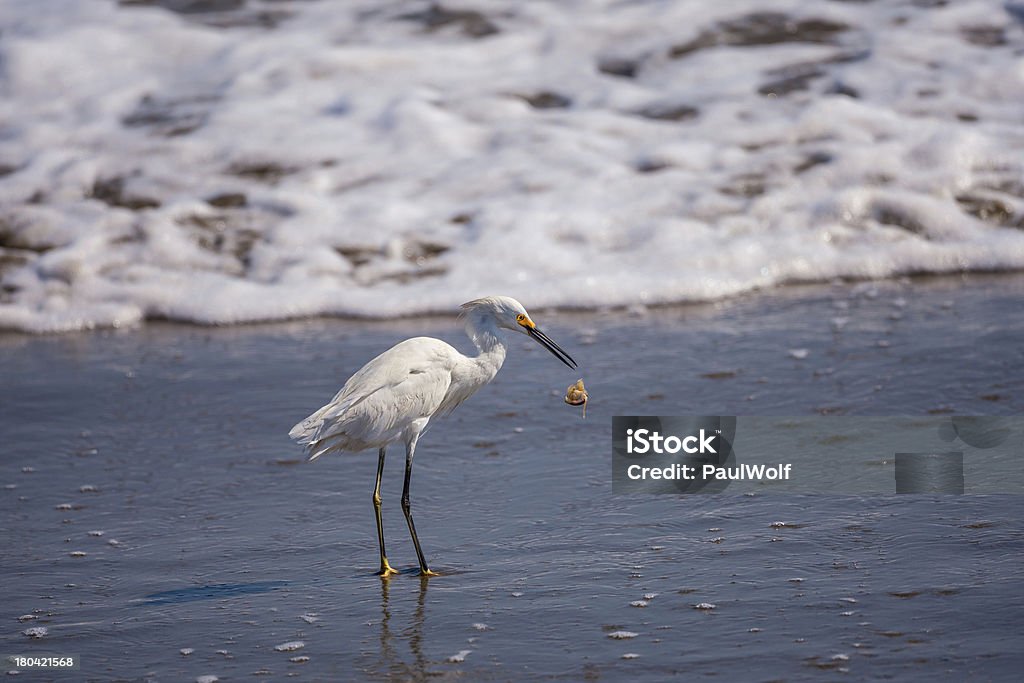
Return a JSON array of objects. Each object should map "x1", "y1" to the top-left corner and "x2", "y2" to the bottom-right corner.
[{"x1": 527, "y1": 326, "x2": 577, "y2": 370}]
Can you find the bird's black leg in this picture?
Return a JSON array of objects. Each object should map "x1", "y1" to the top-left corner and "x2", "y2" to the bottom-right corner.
[
  {"x1": 402, "y1": 441, "x2": 438, "y2": 577},
  {"x1": 374, "y1": 447, "x2": 398, "y2": 578}
]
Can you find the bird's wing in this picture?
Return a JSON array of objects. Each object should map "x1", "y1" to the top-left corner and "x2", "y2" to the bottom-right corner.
[{"x1": 293, "y1": 338, "x2": 458, "y2": 456}]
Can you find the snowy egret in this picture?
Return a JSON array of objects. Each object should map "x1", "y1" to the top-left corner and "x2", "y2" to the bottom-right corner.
[{"x1": 289, "y1": 296, "x2": 577, "y2": 577}]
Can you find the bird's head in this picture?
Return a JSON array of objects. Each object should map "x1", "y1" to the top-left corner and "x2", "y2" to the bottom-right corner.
[{"x1": 460, "y1": 296, "x2": 577, "y2": 369}]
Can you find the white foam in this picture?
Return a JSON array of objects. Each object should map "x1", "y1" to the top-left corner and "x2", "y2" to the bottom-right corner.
[
  {"x1": 608, "y1": 630, "x2": 639, "y2": 639},
  {"x1": 2, "y1": 1, "x2": 1023, "y2": 332}
]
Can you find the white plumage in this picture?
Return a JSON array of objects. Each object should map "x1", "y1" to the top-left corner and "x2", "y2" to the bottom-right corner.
[
  {"x1": 289, "y1": 295, "x2": 577, "y2": 577},
  {"x1": 289, "y1": 337, "x2": 465, "y2": 458}
]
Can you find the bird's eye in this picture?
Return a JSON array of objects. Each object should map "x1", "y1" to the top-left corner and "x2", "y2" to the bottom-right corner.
[{"x1": 516, "y1": 314, "x2": 525, "y2": 322}]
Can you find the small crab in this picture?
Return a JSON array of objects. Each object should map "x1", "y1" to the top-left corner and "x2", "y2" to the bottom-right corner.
[{"x1": 564, "y1": 378, "x2": 588, "y2": 418}]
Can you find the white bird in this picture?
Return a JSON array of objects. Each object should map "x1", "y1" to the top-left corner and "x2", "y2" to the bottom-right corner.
[{"x1": 289, "y1": 296, "x2": 577, "y2": 578}]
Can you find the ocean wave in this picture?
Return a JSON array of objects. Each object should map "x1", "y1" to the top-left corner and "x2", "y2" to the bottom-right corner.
[{"x1": 1, "y1": 0, "x2": 1023, "y2": 332}]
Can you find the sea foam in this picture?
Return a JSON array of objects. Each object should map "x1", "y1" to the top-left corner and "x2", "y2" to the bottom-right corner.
[{"x1": 1, "y1": 0, "x2": 1023, "y2": 332}]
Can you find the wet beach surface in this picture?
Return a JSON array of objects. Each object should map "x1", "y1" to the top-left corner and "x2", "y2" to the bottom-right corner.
[{"x1": 2, "y1": 274, "x2": 1023, "y2": 680}]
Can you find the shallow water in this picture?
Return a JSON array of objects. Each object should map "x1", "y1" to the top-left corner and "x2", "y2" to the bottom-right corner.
[{"x1": 2, "y1": 275, "x2": 1023, "y2": 680}]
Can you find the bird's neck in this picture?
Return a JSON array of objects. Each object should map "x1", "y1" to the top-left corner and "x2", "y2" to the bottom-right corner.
[{"x1": 465, "y1": 315, "x2": 508, "y2": 379}]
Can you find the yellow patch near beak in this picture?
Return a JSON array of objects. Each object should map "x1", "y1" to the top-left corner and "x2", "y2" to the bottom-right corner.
[{"x1": 518, "y1": 317, "x2": 536, "y2": 329}]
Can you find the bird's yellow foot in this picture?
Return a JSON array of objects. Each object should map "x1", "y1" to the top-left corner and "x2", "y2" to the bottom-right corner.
[
  {"x1": 378, "y1": 559, "x2": 399, "y2": 578},
  {"x1": 419, "y1": 568, "x2": 440, "y2": 577}
]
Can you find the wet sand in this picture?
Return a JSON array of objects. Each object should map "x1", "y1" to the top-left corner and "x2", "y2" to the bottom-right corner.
[{"x1": 2, "y1": 273, "x2": 1023, "y2": 680}]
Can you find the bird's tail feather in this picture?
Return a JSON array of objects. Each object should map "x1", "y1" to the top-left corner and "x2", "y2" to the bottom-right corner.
[
  {"x1": 306, "y1": 432, "x2": 349, "y2": 461},
  {"x1": 292, "y1": 382, "x2": 380, "y2": 439},
  {"x1": 288, "y1": 417, "x2": 319, "y2": 445},
  {"x1": 290, "y1": 410, "x2": 355, "y2": 460},
  {"x1": 288, "y1": 398, "x2": 342, "y2": 445}
]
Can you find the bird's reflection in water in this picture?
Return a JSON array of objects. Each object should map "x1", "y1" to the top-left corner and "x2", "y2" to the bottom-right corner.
[{"x1": 374, "y1": 576, "x2": 432, "y2": 681}]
